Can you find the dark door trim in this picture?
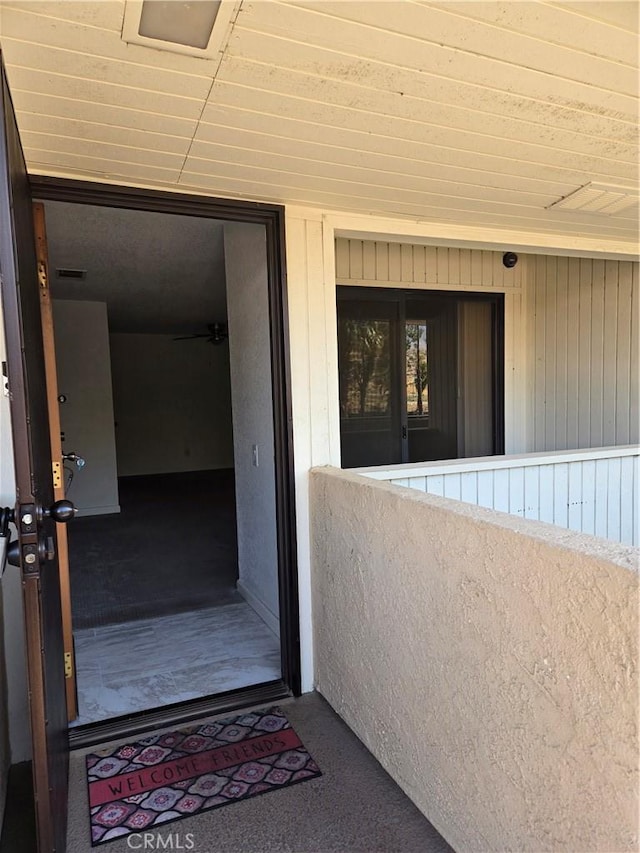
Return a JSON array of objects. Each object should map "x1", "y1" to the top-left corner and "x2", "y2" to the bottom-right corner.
[{"x1": 29, "y1": 177, "x2": 301, "y2": 745}]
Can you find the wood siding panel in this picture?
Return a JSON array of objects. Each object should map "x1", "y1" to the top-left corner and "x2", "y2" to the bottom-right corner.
[
  {"x1": 335, "y1": 239, "x2": 522, "y2": 288},
  {"x1": 527, "y1": 254, "x2": 639, "y2": 451},
  {"x1": 359, "y1": 447, "x2": 640, "y2": 545}
]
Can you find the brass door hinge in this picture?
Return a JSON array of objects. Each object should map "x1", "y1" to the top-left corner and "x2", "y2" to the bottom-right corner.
[
  {"x1": 64, "y1": 651, "x2": 73, "y2": 679},
  {"x1": 52, "y1": 460, "x2": 62, "y2": 489}
]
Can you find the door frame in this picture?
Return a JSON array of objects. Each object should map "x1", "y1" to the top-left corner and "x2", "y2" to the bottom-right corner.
[{"x1": 30, "y1": 176, "x2": 301, "y2": 748}]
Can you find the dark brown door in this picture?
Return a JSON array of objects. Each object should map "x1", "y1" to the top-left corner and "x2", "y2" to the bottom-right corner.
[
  {"x1": 33, "y1": 201, "x2": 78, "y2": 721},
  {"x1": 0, "y1": 53, "x2": 69, "y2": 851}
]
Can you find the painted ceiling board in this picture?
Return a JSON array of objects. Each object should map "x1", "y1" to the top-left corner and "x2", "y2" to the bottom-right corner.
[
  {"x1": 194, "y1": 117, "x2": 574, "y2": 196},
  {"x1": 238, "y1": 1, "x2": 637, "y2": 116},
  {"x1": 197, "y1": 103, "x2": 629, "y2": 189},
  {"x1": 188, "y1": 138, "x2": 556, "y2": 207},
  {"x1": 224, "y1": 27, "x2": 637, "y2": 145},
  {"x1": 25, "y1": 148, "x2": 182, "y2": 184},
  {"x1": 178, "y1": 168, "x2": 634, "y2": 239},
  {"x1": 17, "y1": 112, "x2": 192, "y2": 155},
  {"x1": 13, "y1": 90, "x2": 198, "y2": 138},
  {"x1": 217, "y1": 45, "x2": 637, "y2": 160},
  {"x1": 0, "y1": 0, "x2": 636, "y2": 245},
  {"x1": 209, "y1": 79, "x2": 637, "y2": 181},
  {"x1": 0, "y1": 1, "x2": 125, "y2": 32},
  {"x1": 21, "y1": 130, "x2": 185, "y2": 169},
  {"x1": 0, "y1": 39, "x2": 212, "y2": 98},
  {"x1": 4, "y1": 65, "x2": 206, "y2": 118},
  {"x1": 555, "y1": 2, "x2": 638, "y2": 32},
  {"x1": 438, "y1": 2, "x2": 639, "y2": 66}
]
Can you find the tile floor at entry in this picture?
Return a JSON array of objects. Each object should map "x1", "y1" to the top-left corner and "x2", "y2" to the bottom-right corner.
[{"x1": 72, "y1": 601, "x2": 281, "y2": 726}]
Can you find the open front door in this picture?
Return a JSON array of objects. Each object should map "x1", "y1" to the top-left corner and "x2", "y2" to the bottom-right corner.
[
  {"x1": 0, "y1": 54, "x2": 69, "y2": 851},
  {"x1": 33, "y1": 201, "x2": 78, "y2": 721}
]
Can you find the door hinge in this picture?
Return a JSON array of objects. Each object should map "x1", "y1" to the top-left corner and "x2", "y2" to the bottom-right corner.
[
  {"x1": 64, "y1": 651, "x2": 73, "y2": 679},
  {"x1": 52, "y1": 460, "x2": 62, "y2": 489}
]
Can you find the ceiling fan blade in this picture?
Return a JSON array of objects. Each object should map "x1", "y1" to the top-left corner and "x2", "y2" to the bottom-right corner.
[{"x1": 172, "y1": 334, "x2": 207, "y2": 340}]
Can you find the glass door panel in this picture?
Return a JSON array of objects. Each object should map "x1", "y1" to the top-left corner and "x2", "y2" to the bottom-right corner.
[
  {"x1": 337, "y1": 287, "x2": 503, "y2": 469},
  {"x1": 406, "y1": 298, "x2": 458, "y2": 462},
  {"x1": 338, "y1": 299, "x2": 401, "y2": 468}
]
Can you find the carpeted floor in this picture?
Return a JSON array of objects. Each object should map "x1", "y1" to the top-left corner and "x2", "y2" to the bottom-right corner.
[
  {"x1": 68, "y1": 469, "x2": 241, "y2": 629},
  {"x1": 66, "y1": 692, "x2": 454, "y2": 853}
]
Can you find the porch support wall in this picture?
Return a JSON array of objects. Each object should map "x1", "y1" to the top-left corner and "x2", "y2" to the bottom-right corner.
[
  {"x1": 284, "y1": 205, "x2": 639, "y2": 695},
  {"x1": 311, "y1": 466, "x2": 639, "y2": 852}
]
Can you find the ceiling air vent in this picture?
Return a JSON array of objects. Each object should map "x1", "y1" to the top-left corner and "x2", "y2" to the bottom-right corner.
[
  {"x1": 548, "y1": 182, "x2": 638, "y2": 215},
  {"x1": 56, "y1": 268, "x2": 87, "y2": 280}
]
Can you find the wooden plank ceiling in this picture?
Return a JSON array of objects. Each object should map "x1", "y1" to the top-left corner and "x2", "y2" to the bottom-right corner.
[{"x1": 0, "y1": 1, "x2": 637, "y2": 244}]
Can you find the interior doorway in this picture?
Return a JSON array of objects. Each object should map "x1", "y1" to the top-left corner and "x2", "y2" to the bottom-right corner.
[
  {"x1": 337, "y1": 286, "x2": 504, "y2": 468},
  {"x1": 32, "y1": 185, "x2": 299, "y2": 732}
]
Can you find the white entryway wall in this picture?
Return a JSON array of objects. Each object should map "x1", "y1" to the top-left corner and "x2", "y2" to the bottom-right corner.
[{"x1": 283, "y1": 205, "x2": 639, "y2": 693}]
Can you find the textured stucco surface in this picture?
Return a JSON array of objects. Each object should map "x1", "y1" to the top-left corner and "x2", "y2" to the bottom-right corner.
[{"x1": 311, "y1": 467, "x2": 639, "y2": 853}]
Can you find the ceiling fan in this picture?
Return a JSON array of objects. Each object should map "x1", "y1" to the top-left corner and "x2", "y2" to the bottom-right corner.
[{"x1": 173, "y1": 322, "x2": 228, "y2": 345}]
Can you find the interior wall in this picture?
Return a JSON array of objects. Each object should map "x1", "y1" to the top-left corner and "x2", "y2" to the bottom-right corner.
[
  {"x1": 525, "y1": 256, "x2": 639, "y2": 451},
  {"x1": 52, "y1": 299, "x2": 119, "y2": 515},
  {"x1": 224, "y1": 223, "x2": 280, "y2": 635},
  {"x1": 109, "y1": 333, "x2": 234, "y2": 477},
  {"x1": 311, "y1": 466, "x2": 639, "y2": 853}
]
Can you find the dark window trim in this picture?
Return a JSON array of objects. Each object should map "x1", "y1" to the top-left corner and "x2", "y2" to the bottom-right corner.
[
  {"x1": 336, "y1": 285, "x2": 505, "y2": 461},
  {"x1": 29, "y1": 177, "x2": 301, "y2": 742}
]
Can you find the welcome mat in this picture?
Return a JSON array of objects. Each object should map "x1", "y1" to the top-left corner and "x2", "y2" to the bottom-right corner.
[{"x1": 86, "y1": 706, "x2": 322, "y2": 846}]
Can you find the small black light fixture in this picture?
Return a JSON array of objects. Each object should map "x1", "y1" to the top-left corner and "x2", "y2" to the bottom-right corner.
[{"x1": 502, "y1": 252, "x2": 518, "y2": 268}]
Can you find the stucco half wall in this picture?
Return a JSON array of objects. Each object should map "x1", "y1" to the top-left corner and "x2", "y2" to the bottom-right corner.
[{"x1": 310, "y1": 466, "x2": 638, "y2": 852}]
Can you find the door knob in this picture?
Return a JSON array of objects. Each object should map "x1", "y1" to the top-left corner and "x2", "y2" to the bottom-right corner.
[
  {"x1": 6, "y1": 539, "x2": 19, "y2": 567},
  {"x1": 43, "y1": 499, "x2": 76, "y2": 523}
]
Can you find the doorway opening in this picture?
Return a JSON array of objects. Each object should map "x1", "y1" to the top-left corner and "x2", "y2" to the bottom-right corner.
[
  {"x1": 32, "y1": 180, "x2": 299, "y2": 734},
  {"x1": 337, "y1": 286, "x2": 504, "y2": 468}
]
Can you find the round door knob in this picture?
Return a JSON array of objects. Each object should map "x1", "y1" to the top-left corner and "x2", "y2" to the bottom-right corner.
[{"x1": 44, "y1": 499, "x2": 76, "y2": 523}]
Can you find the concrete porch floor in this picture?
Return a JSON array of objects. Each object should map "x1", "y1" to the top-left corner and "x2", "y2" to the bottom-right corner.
[{"x1": 63, "y1": 692, "x2": 453, "y2": 852}]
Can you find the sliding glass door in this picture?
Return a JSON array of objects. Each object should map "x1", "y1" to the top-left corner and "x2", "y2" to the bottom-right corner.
[
  {"x1": 337, "y1": 287, "x2": 504, "y2": 468},
  {"x1": 337, "y1": 298, "x2": 402, "y2": 468}
]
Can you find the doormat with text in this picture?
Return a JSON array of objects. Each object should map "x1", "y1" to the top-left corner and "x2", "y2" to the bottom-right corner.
[{"x1": 85, "y1": 706, "x2": 322, "y2": 846}]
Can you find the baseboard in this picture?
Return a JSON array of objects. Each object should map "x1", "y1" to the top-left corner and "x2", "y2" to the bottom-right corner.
[
  {"x1": 236, "y1": 579, "x2": 280, "y2": 639},
  {"x1": 75, "y1": 504, "x2": 121, "y2": 517}
]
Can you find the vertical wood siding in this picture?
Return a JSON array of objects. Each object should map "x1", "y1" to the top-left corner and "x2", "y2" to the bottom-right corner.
[
  {"x1": 526, "y1": 256, "x2": 639, "y2": 451},
  {"x1": 358, "y1": 448, "x2": 639, "y2": 547},
  {"x1": 335, "y1": 237, "x2": 527, "y2": 452},
  {"x1": 337, "y1": 239, "x2": 638, "y2": 453},
  {"x1": 335, "y1": 239, "x2": 524, "y2": 289}
]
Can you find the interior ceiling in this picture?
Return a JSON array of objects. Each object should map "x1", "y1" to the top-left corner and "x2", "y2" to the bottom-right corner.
[
  {"x1": 0, "y1": 2, "x2": 637, "y2": 248},
  {"x1": 44, "y1": 201, "x2": 228, "y2": 334}
]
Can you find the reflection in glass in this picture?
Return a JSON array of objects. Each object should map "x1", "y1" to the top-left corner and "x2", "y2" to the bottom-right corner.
[
  {"x1": 338, "y1": 319, "x2": 391, "y2": 417},
  {"x1": 406, "y1": 321, "x2": 428, "y2": 417}
]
